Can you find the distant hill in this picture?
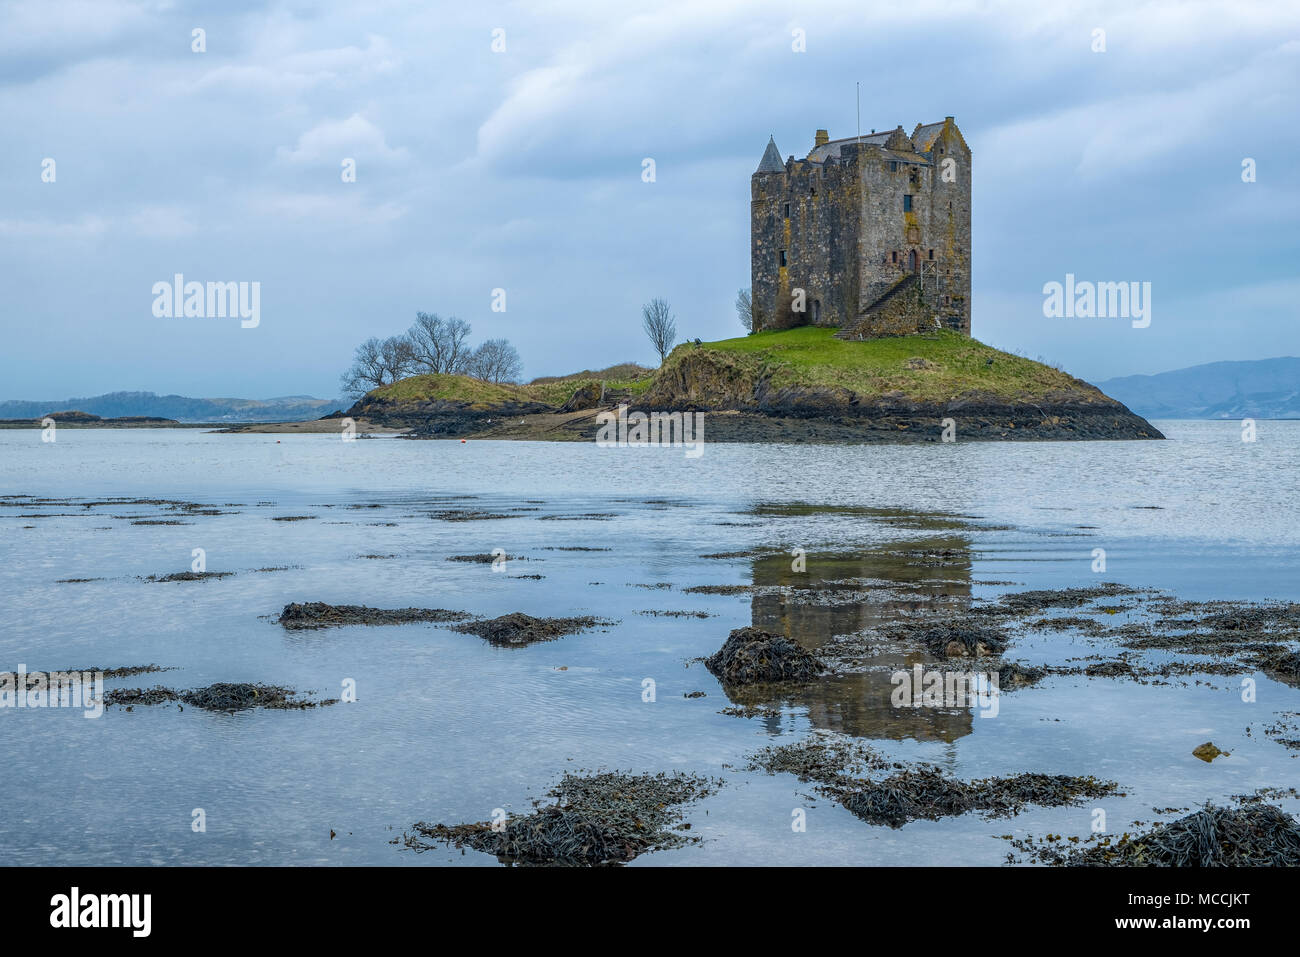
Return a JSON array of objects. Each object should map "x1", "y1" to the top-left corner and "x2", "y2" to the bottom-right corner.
[
  {"x1": 0, "y1": 391, "x2": 344, "y2": 423},
  {"x1": 1097, "y1": 358, "x2": 1300, "y2": 419}
]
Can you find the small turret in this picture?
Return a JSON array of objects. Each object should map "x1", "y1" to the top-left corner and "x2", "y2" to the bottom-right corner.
[{"x1": 755, "y1": 136, "x2": 784, "y2": 174}]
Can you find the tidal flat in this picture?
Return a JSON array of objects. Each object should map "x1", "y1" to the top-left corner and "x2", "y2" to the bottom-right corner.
[{"x1": 2, "y1": 423, "x2": 1300, "y2": 865}]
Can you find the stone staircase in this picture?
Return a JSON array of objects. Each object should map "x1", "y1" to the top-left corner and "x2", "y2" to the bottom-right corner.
[{"x1": 835, "y1": 274, "x2": 926, "y2": 340}]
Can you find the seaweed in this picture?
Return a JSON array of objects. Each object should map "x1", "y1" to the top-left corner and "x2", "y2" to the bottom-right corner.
[
  {"x1": 405, "y1": 771, "x2": 718, "y2": 866},
  {"x1": 278, "y1": 602, "x2": 471, "y2": 630},
  {"x1": 145, "y1": 571, "x2": 234, "y2": 582},
  {"x1": 838, "y1": 768, "x2": 1118, "y2": 828},
  {"x1": 105, "y1": 681, "x2": 335, "y2": 711},
  {"x1": 1020, "y1": 804, "x2": 1300, "y2": 867},
  {"x1": 450, "y1": 613, "x2": 613, "y2": 647},
  {"x1": 704, "y1": 627, "x2": 824, "y2": 685}
]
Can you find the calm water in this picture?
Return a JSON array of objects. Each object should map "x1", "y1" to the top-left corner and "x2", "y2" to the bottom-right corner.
[{"x1": 2, "y1": 422, "x2": 1298, "y2": 865}]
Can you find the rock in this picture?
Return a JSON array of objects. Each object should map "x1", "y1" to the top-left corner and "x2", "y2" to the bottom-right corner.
[
  {"x1": 345, "y1": 394, "x2": 550, "y2": 435},
  {"x1": 913, "y1": 621, "x2": 1007, "y2": 658},
  {"x1": 41, "y1": 410, "x2": 100, "y2": 423},
  {"x1": 559, "y1": 381, "x2": 603, "y2": 412},
  {"x1": 1193, "y1": 741, "x2": 1228, "y2": 762},
  {"x1": 998, "y1": 662, "x2": 1049, "y2": 689}
]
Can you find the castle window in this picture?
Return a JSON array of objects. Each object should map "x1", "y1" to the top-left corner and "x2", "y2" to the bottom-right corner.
[
  {"x1": 889, "y1": 161, "x2": 898, "y2": 172},
  {"x1": 783, "y1": 203, "x2": 790, "y2": 217},
  {"x1": 891, "y1": 251, "x2": 898, "y2": 264},
  {"x1": 903, "y1": 195, "x2": 913, "y2": 212},
  {"x1": 779, "y1": 250, "x2": 787, "y2": 267},
  {"x1": 928, "y1": 249, "x2": 934, "y2": 260}
]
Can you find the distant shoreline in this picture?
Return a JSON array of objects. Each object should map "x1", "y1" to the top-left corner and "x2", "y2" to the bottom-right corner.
[
  {"x1": 0, "y1": 418, "x2": 402, "y2": 433},
  {"x1": 3, "y1": 416, "x2": 1289, "y2": 440},
  {"x1": 0, "y1": 418, "x2": 205, "y2": 430}
]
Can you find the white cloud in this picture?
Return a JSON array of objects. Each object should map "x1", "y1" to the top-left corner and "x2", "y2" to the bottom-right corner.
[
  {"x1": 246, "y1": 189, "x2": 407, "y2": 226},
  {"x1": 127, "y1": 204, "x2": 196, "y2": 238},
  {"x1": 0, "y1": 215, "x2": 109, "y2": 240},
  {"x1": 0, "y1": 206, "x2": 193, "y2": 241},
  {"x1": 981, "y1": 38, "x2": 1300, "y2": 180},
  {"x1": 276, "y1": 114, "x2": 408, "y2": 166},
  {"x1": 190, "y1": 35, "x2": 400, "y2": 97},
  {"x1": 0, "y1": 0, "x2": 153, "y2": 58}
]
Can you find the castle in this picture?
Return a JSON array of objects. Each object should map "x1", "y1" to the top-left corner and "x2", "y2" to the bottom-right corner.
[{"x1": 750, "y1": 117, "x2": 971, "y2": 338}]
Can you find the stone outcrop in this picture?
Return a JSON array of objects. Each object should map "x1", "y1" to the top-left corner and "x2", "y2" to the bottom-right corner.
[
  {"x1": 641, "y1": 348, "x2": 1163, "y2": 442},
  {"x1": 343, "y1": 392, "x2": 548, "y2": 436}
]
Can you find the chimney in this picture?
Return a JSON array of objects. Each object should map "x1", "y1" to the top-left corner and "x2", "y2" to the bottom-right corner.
[{"x1": 814, "y1": 129, "x2": 829, "y2": 147}]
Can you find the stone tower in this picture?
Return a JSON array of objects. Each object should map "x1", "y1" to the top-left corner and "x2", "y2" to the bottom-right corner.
[{"x1": 750, "y1": 118, "x2": 971, "y2": 337}]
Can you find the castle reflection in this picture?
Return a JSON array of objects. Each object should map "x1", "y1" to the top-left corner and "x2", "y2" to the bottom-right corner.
[{"x1": 732, "y1": 538, "x2": 977, "y2": 742}]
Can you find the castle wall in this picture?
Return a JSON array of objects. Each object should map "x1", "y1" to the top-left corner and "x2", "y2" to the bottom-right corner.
[
  {"x1": 752, "y1": 159, "x2": 860, "y2": 329},
  {"x1": 857, "y1": 148, "x2": 927, "y2": 314}
]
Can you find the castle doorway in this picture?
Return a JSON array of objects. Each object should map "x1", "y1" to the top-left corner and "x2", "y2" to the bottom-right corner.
[
  {"x1": 909, "y1": 249, "x2": 918, "y2": 273},
  {"x1": 813, "y1": 299, "x2": 821, "y2": 323}
]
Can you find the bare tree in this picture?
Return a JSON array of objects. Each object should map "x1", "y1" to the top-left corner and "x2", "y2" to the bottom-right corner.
[
  {"x1": 379, "y1": 335, "x2": 416, "y2": 380},
  {"x1": 340, "y1": 336, "x2": 414, "y2": 398},
  {"x1": 466, "y1": 338, "x2": 523, "y2": 384},
  {"x1": 735, "y1": 288, "x2": 754, "y2": 333},
  {"x1": 641, "y1": 297, "x2": 677, "y2": 364},
  {"x1": 340, "y1": 338, "x2": 385, "y2": 398},
  {"x1": 408, "y1": 312, "x2": 474, "y2": 374}
]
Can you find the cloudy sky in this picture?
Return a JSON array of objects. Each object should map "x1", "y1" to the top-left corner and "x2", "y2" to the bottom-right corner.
[{"x1": 2, "y1": 0, "x2": 1297, "y2": 400}]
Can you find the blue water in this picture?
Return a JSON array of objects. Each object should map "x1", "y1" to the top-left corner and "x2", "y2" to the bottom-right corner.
[{"x1": 1, "y1": 421, "x2": 1298, "y2": 865}]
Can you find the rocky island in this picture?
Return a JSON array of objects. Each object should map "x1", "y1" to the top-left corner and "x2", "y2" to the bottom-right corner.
[
  {"x1": 0, "y1": 409, "x2": 183, "y2": 429},
  {"x1": 293, "y1": 327, "x2": 1160, "y2": 443}
]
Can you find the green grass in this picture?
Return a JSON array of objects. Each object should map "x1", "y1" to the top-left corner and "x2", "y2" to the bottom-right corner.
[
  {"x1": 525, "y1": 374, "x2": 655, "y2": 406},
  {"x1": 369, "y1": 374, "x2": 533, "y2": 408},
  {"x1": 668, "y1": 327, "x2": 1091, "y2": 401},
  {"x1": 369, "y1": 328, "x2": 1093, "y2": 411},
  {"x1": 368, "y1": 371, "x2": 655, "y2": 409},
  {"x1": 529, "y1": 362, "x2": 653, "y2": 385}
]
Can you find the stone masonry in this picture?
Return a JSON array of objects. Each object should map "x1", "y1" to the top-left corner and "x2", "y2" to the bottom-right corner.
[{"x1": 750, "y1": 118, "x2": 971, "y2": 337}]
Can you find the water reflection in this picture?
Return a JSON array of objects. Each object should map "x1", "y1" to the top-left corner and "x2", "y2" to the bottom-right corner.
[{"x1": 736, "y1": 536, "x2": 977, "y2": 742}]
